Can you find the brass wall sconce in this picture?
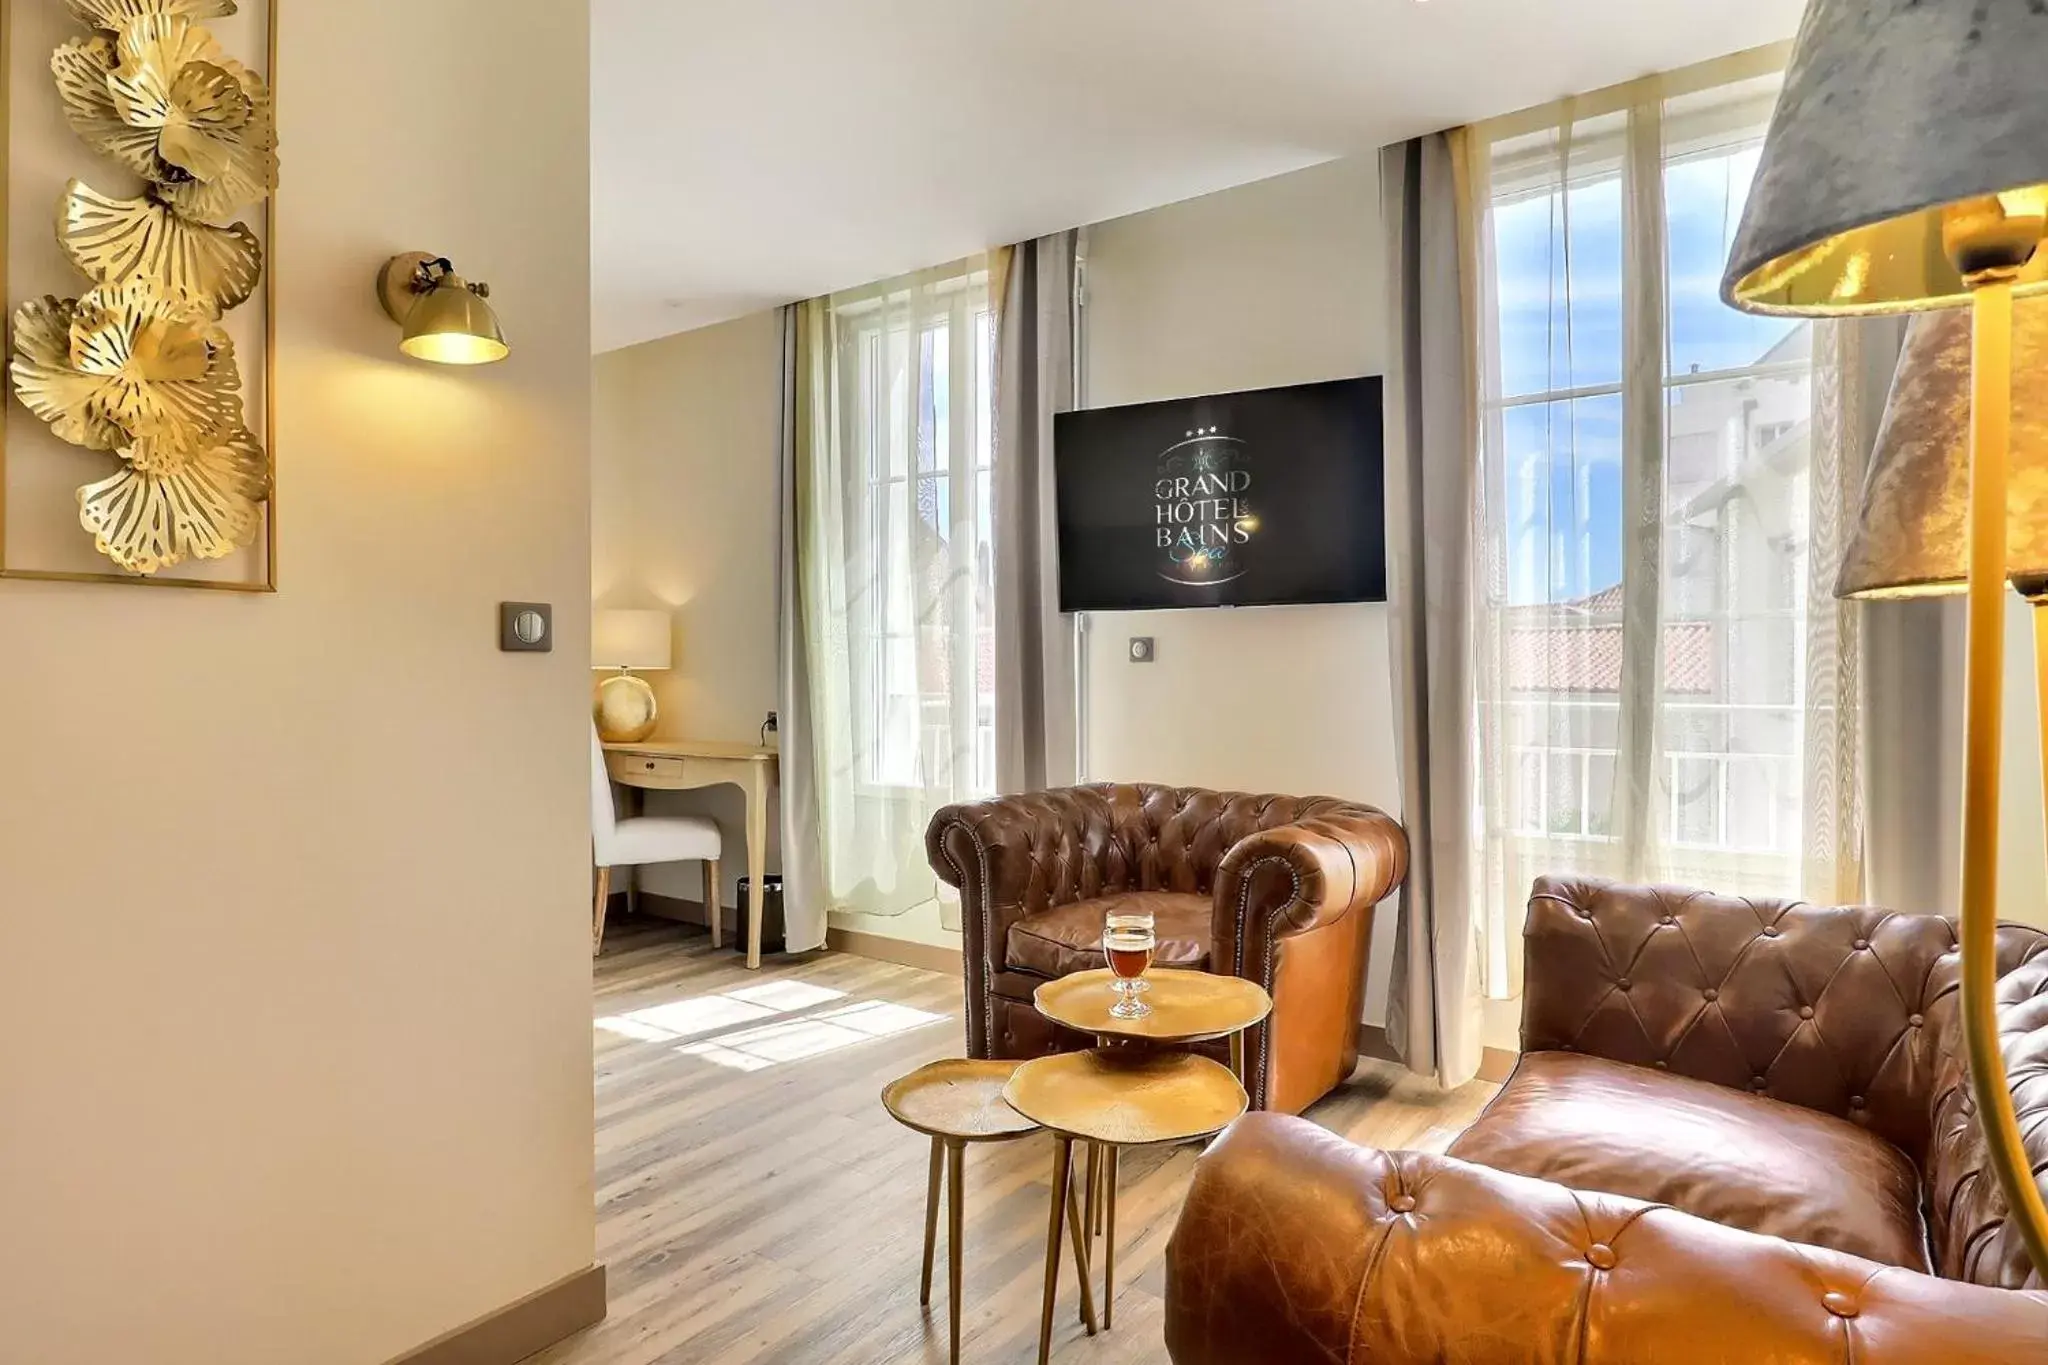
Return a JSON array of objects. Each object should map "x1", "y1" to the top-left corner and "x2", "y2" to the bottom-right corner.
[{"x1": 376, "y1": 253, "x2": 508, "y2": 365}]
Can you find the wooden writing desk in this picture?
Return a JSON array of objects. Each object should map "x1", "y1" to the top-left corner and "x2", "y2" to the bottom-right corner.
[{"x1": 602, "y1": 738, "x2": 779, "y2": 969}]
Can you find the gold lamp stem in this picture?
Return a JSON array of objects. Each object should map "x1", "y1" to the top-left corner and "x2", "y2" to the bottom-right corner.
[{"x1": 1961, "y1": 276, "x2": 2048, "y2": 1275}]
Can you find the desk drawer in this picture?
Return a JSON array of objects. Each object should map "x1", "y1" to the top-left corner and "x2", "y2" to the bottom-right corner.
[{"x1": 611, "y1": 753, "x2": 687, "y2": 783}]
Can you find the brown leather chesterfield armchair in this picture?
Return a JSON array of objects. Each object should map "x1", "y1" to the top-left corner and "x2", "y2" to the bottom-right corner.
[
  {"x1": 926, "y1": 784, "x2": 1407, "y2": 1115},
  {"x1": 1164, "y1": 876, "x2": 2048, "y2": 1363}
]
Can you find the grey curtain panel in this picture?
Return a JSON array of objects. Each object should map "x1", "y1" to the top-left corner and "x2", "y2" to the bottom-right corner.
[
  {"x1": 775, "y1": 302, "x2": 828, "y2": 952},
  {"x1": 1381, "y1": 134, "x2": 1486, "y2": 1089},
  {"x1": 1864, "y1": 598, "x2": 1963, "y2": 913},
  {"x1": 992, "y1": 233, "x2": 1080, "y2": 794},
  {"x1": 1851, "y1": 316, "x2": 1964, "y2": 914}
]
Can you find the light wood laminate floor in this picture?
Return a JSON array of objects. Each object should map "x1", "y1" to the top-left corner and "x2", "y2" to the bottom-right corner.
[{"x1": 538, "y1": 917, "x2": 1499, "y2": 1365}]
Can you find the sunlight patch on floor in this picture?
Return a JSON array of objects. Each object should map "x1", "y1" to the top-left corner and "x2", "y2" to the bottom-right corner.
[
  {"x1": 677, "y1": 1000, "x2": 948, "y2": 1071},
  {"x1": 598, "y1": 994, "x2": 776, "y2": 1041},
  {"x1": 596, "y1": 978, "x2": 943, "y2": 1071},
  {"x1": 723, "y1": 980, "x2": 848, "y2": 1012}
]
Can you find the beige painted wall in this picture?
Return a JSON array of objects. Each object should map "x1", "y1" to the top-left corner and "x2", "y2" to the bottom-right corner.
[
  {"x1": 0, "y1": 6, "x2": 596, "y2": 1365},
  {"x1": 1080, "y1": 155, "x2": 1412, "y2": 1028},
  {"x1": 592, "y1": 311, "x2": 783, "y2": 912}
]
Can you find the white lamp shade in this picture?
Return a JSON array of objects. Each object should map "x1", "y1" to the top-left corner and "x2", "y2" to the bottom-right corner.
[{"x1": 591, "y1": 609, "x2": 673, "y2": 671}]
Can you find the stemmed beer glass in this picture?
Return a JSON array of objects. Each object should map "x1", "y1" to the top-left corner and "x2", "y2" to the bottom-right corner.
[{"x1": 1102, "y1": 910, "x2": 1157, "y2": 1020}]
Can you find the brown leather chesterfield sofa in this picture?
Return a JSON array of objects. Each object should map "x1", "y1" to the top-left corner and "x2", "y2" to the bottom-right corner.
[
  {"x1": 1165, "y1": 875, "x2": 2048, "y2": 1362},
  {"x1": 926, "y1": 784, "x2": 1407, "y2": 1115}
]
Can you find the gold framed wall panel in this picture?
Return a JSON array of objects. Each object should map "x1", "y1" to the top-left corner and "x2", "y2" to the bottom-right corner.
[{"x1": 0, "y1": 0, "x2": 278, "y2": 592}]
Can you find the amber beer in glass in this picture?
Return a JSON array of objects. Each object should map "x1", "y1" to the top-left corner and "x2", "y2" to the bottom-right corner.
[{"x1": 1103, "y1": 911, "x2": 1157, "y2": 1020}]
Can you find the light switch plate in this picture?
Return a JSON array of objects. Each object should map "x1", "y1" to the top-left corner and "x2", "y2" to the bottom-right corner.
[
  {"x1": 500, "y1": 602, "x2": 553, "y2": 652},
  {"x1": 1129, "y1": 637, "x2": 1156, "y2": 663}
]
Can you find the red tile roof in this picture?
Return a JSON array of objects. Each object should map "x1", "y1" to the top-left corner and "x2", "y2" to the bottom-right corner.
[{"x1": 1503, "y1": 585, "x2": 1716, "y2": 695}]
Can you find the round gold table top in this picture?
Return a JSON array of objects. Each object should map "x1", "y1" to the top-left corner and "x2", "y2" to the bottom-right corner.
[
  {"x1": 1001, "y1": 1049, "x2": 1248, "y2": 1146},
  {"x1": 1033, "y1": 968, "x2": 1272, "y2": 1045},
  {"x1": 881, "y1": 1059, "x2": 1041, "y2": 1143}
]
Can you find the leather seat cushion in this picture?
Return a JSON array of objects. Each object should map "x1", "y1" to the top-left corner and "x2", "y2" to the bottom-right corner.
[
  {"x1": 1006, "y1": 891, "x2": 1212, "y2": 979},
  {"x1": 1449, "y1": 1051, "x2": 1930, "y2": 1271}
]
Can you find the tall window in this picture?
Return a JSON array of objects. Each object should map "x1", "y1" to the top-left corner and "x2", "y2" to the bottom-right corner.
[
  {"x1": 797, "y1": 262, "x2": 997, "y2": 922},
  {"x1": 838, "y1": 277, "x2": 998, "y2": 794},
  {"x1": 1469, "y1": 55, "x2": 1857, "y2": 991}
]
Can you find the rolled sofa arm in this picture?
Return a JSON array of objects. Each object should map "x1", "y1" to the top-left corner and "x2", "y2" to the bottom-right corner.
[
  {"x1": 1211, "y1": 809, "x2": 1406, "y2": 983},
  {"x1": 1166, "y1": 1115, "x2": 2048, "y2": 1365}
]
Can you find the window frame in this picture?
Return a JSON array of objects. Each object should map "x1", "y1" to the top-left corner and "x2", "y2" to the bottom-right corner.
[{"x1": 1479, "y1": 87, "x2": 1816, "y2": 876}]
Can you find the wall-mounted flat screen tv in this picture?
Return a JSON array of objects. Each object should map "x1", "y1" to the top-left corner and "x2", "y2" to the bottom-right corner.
[{"x1": 1054, "y1": 376, "x2": 1386, "y2": 613}]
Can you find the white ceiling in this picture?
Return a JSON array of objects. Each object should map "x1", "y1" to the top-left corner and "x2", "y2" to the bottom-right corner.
[{"x1": 592, "y1": 0, "x2": 1805, "y2": 353}]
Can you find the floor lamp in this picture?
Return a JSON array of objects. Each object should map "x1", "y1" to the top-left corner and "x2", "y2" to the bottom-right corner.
[{"x1": 1722, "y1": 0, "x2": 2048, "y2": 1275}]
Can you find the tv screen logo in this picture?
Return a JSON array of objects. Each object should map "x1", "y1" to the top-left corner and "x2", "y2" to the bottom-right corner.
[{"x1": 1154, "y1": 428, "x2": 1257, "y2": 587}]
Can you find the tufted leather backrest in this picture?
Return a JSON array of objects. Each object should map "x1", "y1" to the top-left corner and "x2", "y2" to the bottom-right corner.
[
  {"x1": 1522, "y1": 876, "x2": 1962, "y2": 1163},
  {"x1": 1522, "y1": 874, "x2": 2048, "y2": 1291},
  {"x1": 1922, "y1": 926, "x2": 2048, "y2": 1289},
  {"x1": 929, "y1": 783, "x2": 1379, "y2": 916}
]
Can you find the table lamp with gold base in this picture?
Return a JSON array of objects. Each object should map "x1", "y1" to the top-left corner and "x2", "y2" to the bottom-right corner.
[
  {"x1": 592, "y1": 609, "x2": 673, "y2": 744},
  {"x1": 1723, "y1": 0, "x2": 2048, "y2": 1276}
]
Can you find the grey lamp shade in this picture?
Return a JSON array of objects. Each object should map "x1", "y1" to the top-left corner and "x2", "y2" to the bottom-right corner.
[
  {"x1": 1723, "y1": 0, "x2": 2048, "y2": 317},
  {"x1": 1837, "y1": 302, "x2": 2048, "y2": 599}
]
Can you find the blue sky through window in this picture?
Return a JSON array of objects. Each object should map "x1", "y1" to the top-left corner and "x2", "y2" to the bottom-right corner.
[{"x1": 1497, "y1": 142, "x2": 1801, "y2": 607}]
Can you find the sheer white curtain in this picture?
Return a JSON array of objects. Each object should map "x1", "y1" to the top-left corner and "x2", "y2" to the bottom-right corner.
[
  {"x1": 793, "y1": 261, "x2": 997, "y2": 925},
  {"x1": 1464, "y1": 47, "x2": 1868, "y2": 995}
]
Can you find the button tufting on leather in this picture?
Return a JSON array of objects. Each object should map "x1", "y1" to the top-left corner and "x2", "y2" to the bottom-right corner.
[
  {"x1": 1660, "y1": 915, "x2": 1676, "y2": 926},
  {"x1": 1503, "y1": 874, "x2": 2048, "y2": 1291},
  {"x1": 1654, "y1": 1060, "x2": 1669, "y2": 1069},
  {"x1": 1585, "y1": 1243, "x2": 1618, "y2": 1271},
  {"x1": 1822, "y1": 1291, "x2": 1858, "y2": 1319},
  {"x1": 1617, "y1": 978, "x2": 1632, "y2": 991},
  {"x1": 1389, "y1": 1193, "x2": 1416, "y2": 1214}
]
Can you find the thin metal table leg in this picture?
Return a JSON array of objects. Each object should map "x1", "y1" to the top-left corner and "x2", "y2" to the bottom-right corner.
[
  {"x1": 1092, "y1": 1141, "x2": 1107, "y2": 1238},
  {"x1": 1064, "y1": 1157, "x2": 1099, "y2": 1335},
  {"x1": 946, "y1": 1139, "x2": 964, "y2": 1365},
  {"x1": 1103, "y1": 1145, "x2": 1119, "y2": 1330},
  {"x1": 1082, "y1": 1140, "x2": 1100, "y2": 1243},
  {"x1": 919, "y1": 1136, "x2": 942, "y2": 1306},
  {"x1": 1037, "y1": 1137, "x2": 1072, "y2": 1365}
]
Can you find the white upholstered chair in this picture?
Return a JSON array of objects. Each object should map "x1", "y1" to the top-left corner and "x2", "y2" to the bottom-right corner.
[{"x1": 590, "y1": 726, "x2": 723, "y2": 954}]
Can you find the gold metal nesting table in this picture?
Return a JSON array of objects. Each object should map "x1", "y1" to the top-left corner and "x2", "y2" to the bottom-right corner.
[
  {"x1": 1008, "y1": 968, "x2": 1273, "y2": 1365},
  {"x1": 881, "y1": 1058, "x2": 1083, "y2": 1365},
  {"x1": 881, "y1": 971, "x2": 1271, "y2": 1365},
  {"x1": 1033, "y1": 967, "x2": 1274, "y2": 1082}
]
